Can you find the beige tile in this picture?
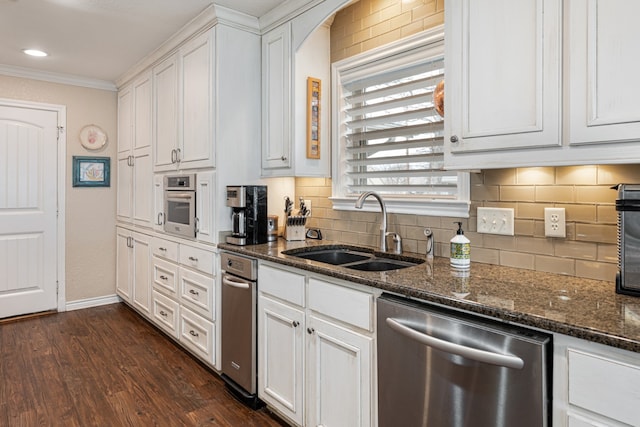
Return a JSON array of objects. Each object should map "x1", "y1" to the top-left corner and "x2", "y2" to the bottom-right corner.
[
  {"x1": 411, "y1": 1, "x2": 438, "y2": 19},
  {"x1": 514, "y1": 219, "x2": 535, "y2": 236},
  {"x1": 341, "y1": 231, "x2": 361, "y2": 245},
  {"x1": 471, "y1": 184, "x2": 499, "y2": 202},
  {"x1": 483, "y1": 235, "x2": 517, "y2": 251},
  {"x1": 352, "y1": 27, "x2": 372, "y2": 44},
  {"x1": 345, "y1": 43, "x2": 364, "y2": 59},
  {"x1": 389, "y1": 11, "x2": 413, "y2": 30},
  {"x1": 597, "y1": 205, "x2": 618, "y2": 224},
  {"x1": 597, "y1": 244, "x2": 618, "y2": 263},
  {"x1": 470, "y1": 171, "x2": 484, "y2": 185},
  {"x1": 362, "y1": 28, "x2": 403, "y2": 52},
  {"x1": 483, "y1": 201, "x2": 518, "y2": 211},
  {"x1": 532, "y1": 220, "x2": 546, "y2": 238},
  {"x1": 597, "y1": 164, "x2": 640, "y2": 185},
  {"x1": 416, "y1": 215, "x2": 442, "y2": 228},
  {"x1": 556, "y1": 204, "x2": 596, "y2": 222},
  {"x1": 516, "y1": 167, "x2": 555, "y2": 185},
  {"x1": 400, "y1": 19, "x2": 425, "y2": 38},
  {"x1": 500, "y1": 251, "x2": 535, "y2": 270},
  {"x1": 535, "y1": 255, "x2": 575, "y2": 276},
  {"x1": 515, "y1": 236, "x2": 554, "y2": 255},
  {"x1": 556, "y1": 166, "x2": 597, "y2": 185},
  {"x1": 381, "y1": 3, "x2": 403, "y2": 21},
  {"x1": 483, "y1": 169, "x2": 516, "y2": 185},
  {"x1": 575, "y1": 223, "x2": 617, "y2": 244},
  {"x1": 517, "y1": 203, "x2": 545, "y2": 219},
  {"x1": 554, "y1": 241, "x2": 597, "y2": 260},
  {"x1": 575, "y1": 260, "x2": 618, "y2": 282},
  {"x1": 501, "y1": 186, "x2": 534, "y2": 202},
  {"x1": 535, "y1": 186, "x2": 575, "y2": 203},
  {"x1": 362, "y1": 11, "x2": 382, "y2": 29},
  {"x1": 394, "y1": 213, "x2": 417, "y2": 226},
  {"x1": 422, "y1": 11, "x2": 444, "y2": 27},
  {"x1": 471, "y1": 247, "x2": 500, "y2": 265},
  {"x1": 575, "y1": 186, "x2": 616, "y2": 204}
]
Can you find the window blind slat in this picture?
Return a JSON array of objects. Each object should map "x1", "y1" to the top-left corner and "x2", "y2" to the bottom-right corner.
[
  {"x1": 346, "y1": 122, "x2": 443, "y2": 143},
  {"x1": 346, "y1": 137, "x2": 444, "y2": 154},
  {"x1": 345, "y1": 73, "x2": 443, "y2": 105}
]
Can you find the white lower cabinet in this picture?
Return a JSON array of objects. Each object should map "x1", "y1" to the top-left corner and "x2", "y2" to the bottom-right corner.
[
  {"x1": 257, "y1": 262, "x2": 376, "y2": 427},
  {"x1": 116, "y1": 227, "x2": 152, "y2": 316},
  {"x1": 130, "y1": 234, "x2": 217, "y2": 367},
  {"x1": 553, "y1": 333, "x2": 640, "y2": 426}
]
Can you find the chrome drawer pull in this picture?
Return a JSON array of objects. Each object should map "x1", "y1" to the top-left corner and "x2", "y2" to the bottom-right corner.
[
  {"x1": 159, "y1": 247, "x2": 167, "y2": 252},
  {"x1": 292, "y1": 321, "x2": 299, "y2": 327},
  {"x1": 189, "y1": 289, "x2": 199, "y2": 296},
  {"x1": 188, "y1": 256, "x2": 198, "y2": 262},
  {"x1": 159, "y1": 310, "x2": 167, "y2": 317},
  {"x1": 159, "y1": 275, "x2": 168, "y2": 280},
  {"x1": 189, "y1": 330, "x2": 199, "y2": 338}
]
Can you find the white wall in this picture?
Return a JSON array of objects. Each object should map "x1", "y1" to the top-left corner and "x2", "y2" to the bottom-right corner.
[{"x1": 0, "y1": 75, "x2": 118, "y2": 303}]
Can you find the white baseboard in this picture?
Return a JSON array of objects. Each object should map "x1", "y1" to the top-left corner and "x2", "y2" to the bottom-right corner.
[{"x1": 65, "y1": 294, "x2": 122, "y2": 312}]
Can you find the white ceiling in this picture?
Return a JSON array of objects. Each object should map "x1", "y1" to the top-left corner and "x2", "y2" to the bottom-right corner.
[{"x1": 0, "y1": 0, "x2": 288, "y2": 83}]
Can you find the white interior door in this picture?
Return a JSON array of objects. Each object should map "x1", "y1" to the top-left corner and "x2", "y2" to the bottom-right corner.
[{"x1": 0, "y1": 104, "x2": 59, "y2": 318}]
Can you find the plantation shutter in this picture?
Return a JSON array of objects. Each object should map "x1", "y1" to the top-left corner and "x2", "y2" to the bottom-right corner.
[{"x1": 341, "y1": 54, "x2": 457, "y2": 198}]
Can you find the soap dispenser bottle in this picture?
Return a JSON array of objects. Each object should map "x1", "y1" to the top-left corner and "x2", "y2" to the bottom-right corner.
[{"x1": 450, "y1": 221, "x2": 470, "y2": 269}]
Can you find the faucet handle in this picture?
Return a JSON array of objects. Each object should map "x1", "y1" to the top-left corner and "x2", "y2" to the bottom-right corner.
[{"x1": 385, "y1": 232, "x2": 403, "y2": 254}]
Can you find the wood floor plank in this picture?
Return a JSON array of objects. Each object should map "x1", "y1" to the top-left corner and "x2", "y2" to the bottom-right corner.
[{"x1": 0, "y1": 303, "x2": 288, "y2": 426}]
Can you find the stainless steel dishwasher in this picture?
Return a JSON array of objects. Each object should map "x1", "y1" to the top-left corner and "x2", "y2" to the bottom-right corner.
[
  {"x1": 377, "y1": 294, "x2": 551, "y2": 427},
  {"x1": 220, "y1": 251, "x2": 261, "y2": 408}
]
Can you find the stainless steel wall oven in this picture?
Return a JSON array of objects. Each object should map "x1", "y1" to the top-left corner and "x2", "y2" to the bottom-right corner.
[{"x1": 163, "y1": 174, "x2": 196, "y2": 238}]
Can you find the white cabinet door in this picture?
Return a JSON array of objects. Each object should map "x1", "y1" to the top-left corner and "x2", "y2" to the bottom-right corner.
[
  {"x1": 180, "y1": 30, "x2": 214, "y2": 169},
  {"x1": 261, "y1": 23, "x2": 292, "y2": 171},
  {"x1": 306, "y1": 314, "x2": 373, "y2": 427},
  {"x1": 152, "y1": 174, "x2": 164, "y2": 232},
  {"x1": 116, "y1": 228, "x2": 132, "y2": 301},
  {"x1": 567, "y1": 0, "x2": 640, "y2": 146},
  {"x1": 445, "y1": 0, "x2": 562, "y2": 153},
  {"x1": 133, "y1": 73, "x2": 152, "y2": 151},
  {"x1": 117, "y1": 85, "x2": 133, "y2": 155},
  {"x1": 195, "y1": 170, "x2": 214, "y2": 244},
  {"x1": 132, "y1": 231, "x2": 151, "y2": 316},
  {"x1": 153, "y1": 54, "x2": 179, "y2": 171},
  {"x1": 116, "y1": 155, "x2": 132, "y2": 223},
  {"x1": 132, "y1": 147, "x2": 152, "y2": 228},
  {"x1": 258, "y1": 294, "x2": 304, "y2": 426}
]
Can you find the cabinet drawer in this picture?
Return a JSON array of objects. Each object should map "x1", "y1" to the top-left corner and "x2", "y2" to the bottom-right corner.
[
  {"x1": 308, "y1": 278, "x2": 373, "y2": 331},
  {"x1": 180, "y1": 306, "x2": 215, "y2": 365},
  {"x1": 179, "y1": 267, "x2": 214, "y2": 320},
  {"x1": 153, "y1": 257, "x2": 179, "y2": 295},
  {"x1": 180, "y1": 245, "x2": 214, "y2": 275},
  {"x1": 152, "y1": 290, "x2": 179, "y2": 339},
  {"x1": 259, "y1": 264, "x2": 305, "y2": 307},
  {"x1": 568, "y1": 349, "x2": 640, "y2": 425},
  {"x1": 151, "y1": 238, "x2": 179, "y2": 262}
]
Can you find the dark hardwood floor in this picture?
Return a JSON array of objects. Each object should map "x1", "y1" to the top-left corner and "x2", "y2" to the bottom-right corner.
[{"x1": 0, "y1": 303, "x2": 287, "y2": 426}]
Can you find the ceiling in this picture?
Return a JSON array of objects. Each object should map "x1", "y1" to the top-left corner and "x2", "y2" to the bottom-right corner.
[{"x1": 0, "y1": 0, "x2": 288, "y2": 83}]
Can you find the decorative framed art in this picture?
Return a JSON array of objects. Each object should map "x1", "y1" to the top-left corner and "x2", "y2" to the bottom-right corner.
[
  {"x1": 72, "y1": 156, "x2": 110, "y2": 187},
  {"x1": 306, "y1": 77, "x2": 321, "y2": 159}
]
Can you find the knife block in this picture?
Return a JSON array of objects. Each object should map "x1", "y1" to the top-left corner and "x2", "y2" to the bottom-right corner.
[{"x1": 285, "y1": 224, "x2": 305, "y2": 241}]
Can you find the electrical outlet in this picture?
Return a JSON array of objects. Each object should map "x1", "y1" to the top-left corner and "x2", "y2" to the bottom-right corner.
[
  {"x1": 544, "y1": 207, "x2": 566, "y2": 238},
  {"x1": 477, "y1": 207, "x2": 515, "y2": 235}
]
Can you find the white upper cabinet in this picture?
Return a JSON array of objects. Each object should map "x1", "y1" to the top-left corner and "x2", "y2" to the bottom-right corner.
[
  {"x1": 153, "y1": 29, "x2": 214, "y2": 172},
  {"x1": 117, "y1": 71, "x2": 153, "y2": 228},
  {"x1": 445, "y1": 0, "x2": 561, "y2": 163},
  {"x1": 262, "y1": 23, "x2": 292, "y2": 172},
  {"x1": 445, "y1": 0, "x2": 640, "y2": 169},
  {"x1": 566, "y1": 0, "x2": 640, "y2": 146},
  {"x1": 261, "y1": 22, "x2": 331, "y2": 177}
]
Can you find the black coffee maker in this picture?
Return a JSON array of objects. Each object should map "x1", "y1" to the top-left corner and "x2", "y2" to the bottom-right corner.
[{"x1": 225, "y1": 185, "x2": 268, "y2": 245}]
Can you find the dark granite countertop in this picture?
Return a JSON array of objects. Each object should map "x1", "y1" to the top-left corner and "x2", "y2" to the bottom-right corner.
[{"x1": 218, "y1": 239, "x2": 640, "y2": 353}]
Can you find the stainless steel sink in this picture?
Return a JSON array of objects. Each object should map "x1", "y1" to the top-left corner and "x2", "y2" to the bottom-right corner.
[
  {"x1": 345, "y1": 258, "x2": 419, "y2": 272},
  {"x1": 282, "y1": 246, "x2": 424, "y2": 271},
  {"x1": 289, "y1": 249, "x2": 372, "y2": 265}
]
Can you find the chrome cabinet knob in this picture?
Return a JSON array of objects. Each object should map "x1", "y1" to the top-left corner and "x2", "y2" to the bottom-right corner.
[{"x1": 450, "y1": 135, "x2": 459, "y2": 143}]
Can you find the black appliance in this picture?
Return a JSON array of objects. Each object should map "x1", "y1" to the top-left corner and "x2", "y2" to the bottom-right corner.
[
  {"x1": 225, "y1": 185, "x2": 268, "y2": 246},
  {"x1": 614, "y1": 184, "x2": 640, "y2": 296}
]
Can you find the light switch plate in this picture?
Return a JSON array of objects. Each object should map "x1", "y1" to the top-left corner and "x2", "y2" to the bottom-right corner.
[
  {"x1": 477, "y1": 207, "x2": 515, "y2": 236},
  {"x1": 544, "y1": 207, "x2": 566, "y2": 237}
]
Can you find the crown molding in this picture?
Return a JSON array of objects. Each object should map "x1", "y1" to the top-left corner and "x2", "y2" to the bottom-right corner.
[
  {"x1": 0, "y1": 63, "x2": 117, "y2": 91},
  {"x1": 115, "y1": 4, "x2": 259, "y2": 88}
]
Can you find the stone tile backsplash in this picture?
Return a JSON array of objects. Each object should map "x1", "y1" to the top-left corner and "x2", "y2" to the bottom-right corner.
[{"x1": 295, "y1": 164, "x2": 632, "y2": 282}]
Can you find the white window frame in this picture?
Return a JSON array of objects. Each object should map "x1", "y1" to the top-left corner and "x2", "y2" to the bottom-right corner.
[{"x1": 330, "y1": 26, "x2": 470, "y2": 217}]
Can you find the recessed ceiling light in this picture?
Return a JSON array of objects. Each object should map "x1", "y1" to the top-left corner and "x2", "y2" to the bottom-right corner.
[{"x1": 23, "y1": 49, "x2": 48, "y2": 57}]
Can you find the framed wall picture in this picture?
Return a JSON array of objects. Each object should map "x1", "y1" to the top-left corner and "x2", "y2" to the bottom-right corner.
[
  {"x1": 72, "y1": 156, "x2": 110, "y2": 187},
  {"x1": 306, "y1": 77, "x2": 321, "y2": 159}
]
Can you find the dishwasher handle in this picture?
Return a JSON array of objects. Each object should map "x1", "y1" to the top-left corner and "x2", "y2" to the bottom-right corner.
[
  {"x1": 222, "y1": 275, "x2": 251, "y2": 290},
  {"x1": 386, "y1": 317, "x2": 524, "y2": 370}
]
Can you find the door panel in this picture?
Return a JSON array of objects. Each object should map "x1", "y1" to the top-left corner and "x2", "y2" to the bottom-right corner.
[{"x1": 0, "y1": 106, "x2": 58, "y2": 318}]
